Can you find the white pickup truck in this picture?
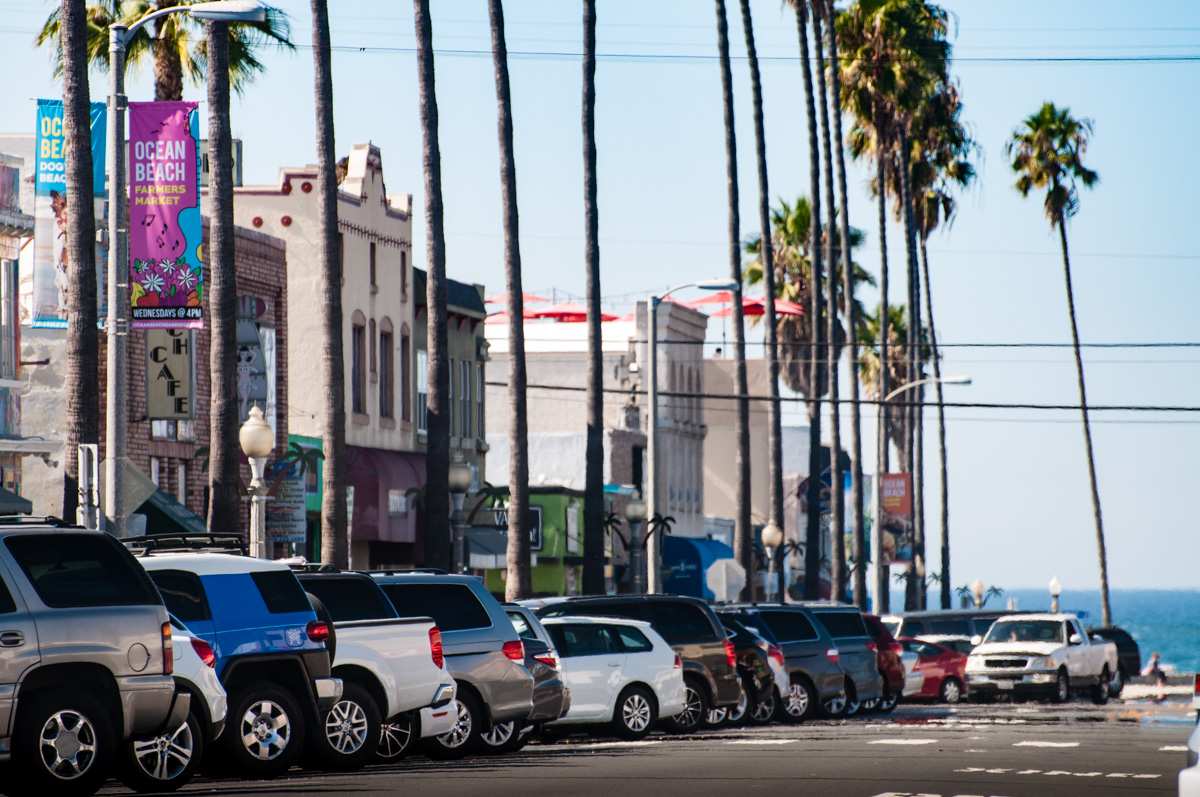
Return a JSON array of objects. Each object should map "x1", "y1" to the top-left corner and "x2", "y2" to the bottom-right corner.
[
  {"x1": 297, "y1": 572, "x2": 457, "y2": 767},
  {"x1": 965, "y1": 613, "x2": 1118, "y2": 704}
]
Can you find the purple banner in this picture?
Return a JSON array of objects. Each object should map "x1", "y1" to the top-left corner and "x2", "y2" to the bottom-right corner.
[{"x1": 128, "y1": 101, "x2": 202, "y2": 329}]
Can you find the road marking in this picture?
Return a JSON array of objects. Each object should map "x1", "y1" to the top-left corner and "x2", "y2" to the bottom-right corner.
[
  {"x1": 1160, "y1": 745, "x2": 1188, "y2": 751},
  {"x1": 1013, "y1": 740, "x2": 1080, "y2": 748},
  {"x1": 869, "y1": 739, "x2": 940, "y2": 746},
  {"x1": 955, "y1": 767, "x2": 1162, "y2": 780},
  {"x1": 727, "y1": 739, "x2": 797, "y2": 745}
]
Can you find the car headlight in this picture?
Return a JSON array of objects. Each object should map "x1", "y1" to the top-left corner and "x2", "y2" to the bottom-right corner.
[{"x1": 1031, "y1": 656, "x2": 1055, "y2": 670}]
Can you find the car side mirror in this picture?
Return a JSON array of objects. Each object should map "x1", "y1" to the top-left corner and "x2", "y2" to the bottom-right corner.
[
  {"x1": 970, "y1": 635, "x2": 982, "y2": 647},
  {"x1": 1069, "y1": 633, "x2": 1082, "y2": 645}
]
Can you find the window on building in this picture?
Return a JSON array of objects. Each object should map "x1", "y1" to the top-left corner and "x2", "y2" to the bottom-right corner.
[
  {"x1": 475, "y1": 363, "x2": 484, "y2": 439},
  {"x1": 150, "y1": 457, "x2": 162, "y2": 488},
  {"x1": 338, "y1": 231, "x2": 344, "y2": 274},
  {"x1": 351, "y1": 321, "x2": 366, "y2": 415},
  {"x1": 369, "y1": 241, "x2": 377, "y2": 290},
  {"x1": 175, "y1": 462, "x2": 186, "y2": 505},
  {"x1": 369, "y1": 319, "x2": 377, "y2": 378},
  {"x1": 416, "y1": 348, "x2": 428, "y2": 433},
  {"x1": 400, "y1": 249, "x2": 408, "y2": 298},
  {"x1": 151, "y1": 420, "x2": 195, "y2": 441},
  {"x1": 400, "y1": 329, "x2": 411, "y2": 422},
  {"x1": 460, "y1": 359, "x2": 472, "y2": 439},
  {"x1": 448, "y1": 358, "x2": 456, "y2": 436},
  {"x1": 380, "y1": 326, "x2": 394, "y2": 419}
]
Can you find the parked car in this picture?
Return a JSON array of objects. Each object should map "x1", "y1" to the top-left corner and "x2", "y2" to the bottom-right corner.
[
  {"x1": 899, "y1": 649, "x2": 924, "y2": 697},
  {"x1": 119, "y1": 617, "x2": 227, "y2": 792},
  {"x1": 491, "y1": 604, "x2": 570, "y2": 753},
  {"x1": 718, "y1": 614, "x2": 787, "y2": 726},
  {"x1": 529, "y1": 595, "x2": 741, "y2": 733},
  {"x1": 370, "y1": 572, "x2": 533, "y2": 759},
  {"x1": 132, "y1": 540, "x2": 341, "y2": 777},
  {"x1": 542, "y1": 616, "x2": 685, "y2": 740},
  {"x1": 965, "y1": 613, "x2": 1118, "y2": 704},
  {"x1": 898, "y1": 638, "x2": 969, "y2": 704},
  {"x1": 1086, "y1": 625, "x2": 1140, "y2": 697},
  {"x1": 1182, "y1": 719, "x2": 1200, "y2": 797},
  {"x1": 718, "y1": 604, "x2": 844, "y2": 723},
  {"x1": 296, "y1": 570, "x2": 457, "y2": 768},
  {"x1": 882, "y1": 609, "x2": 1014, "y2": 642},
  {"x1": 863, "y1": 613, "x2": 905, "y2": 712},
  {"x1": 805, "y1": 604, "x2": 884, "y2": 717},
  {"x1": 0, "y1": 524, "x2": 190, "y2": 796}
]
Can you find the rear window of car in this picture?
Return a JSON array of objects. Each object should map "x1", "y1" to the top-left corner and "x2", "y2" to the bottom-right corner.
[
  {"x1": 547, "y1": 623, "x2": 617, "y2": 657},
  {"x1": 542, "y1": 601, "x2": 645, "y2": 623},
  {"x1": 381, "y1": 583, "x2": 491, "y2": 631},
  {"x1": 507, "y1": 611, "x2": 540, "y2": 642},
  {"x1": 928, "y1": 618, "x2": 970, "y2": 635},
  {"x1": 814, "y1": 611, "x2": 868, "y2": 639},
  {"x1": 148, "y1": 569, "x2": 211, "y2": 623},
  {"x1": 612, "y1": 625, "x2": 654, "y2": 653},
  {"x1": 250, "y1": 570, "x2": 312, "y2": 614},
  {"x1": 0, "y1": 573, "x2": 15, "y2": 614},
  {"x1": 300, "y1": 577, "x2": 397, "y2": 622},
  {"x1": 759, "y1": 610, "x2": 819, "y2": 642},
  {"x1": 644, "y1": 602, "x2": 720, "y2": 645},
  {"x1": 5, "y1": 534, "x2": 160, "y2": 608}
]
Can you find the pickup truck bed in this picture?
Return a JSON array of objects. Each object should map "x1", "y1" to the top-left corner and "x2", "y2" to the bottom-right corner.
[{"x1": 328, "y1": 616, "x2": 455, "y2": 720}]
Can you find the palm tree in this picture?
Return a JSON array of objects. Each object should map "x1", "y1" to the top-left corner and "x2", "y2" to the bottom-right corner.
[
  {"x1": 37, "y1": 0, "x2": 293, "y2": 102},
  {"x1": 59, "y1": 0, "x2": 99, "y2": 524},
  {"x1": 310, "y1": 0, "x2": 346, "y2": 567},
  {"x1": 204, "y1": 19, "x2": 239, "y2": 532},
  {"x1": 738, "y1": 0, "x2": 785, "y2": 600},
  {"x1": 1006, "y1": 102, "x2": 1110, "y2": 627},
  {"x1": 488, "y1": 0, "x2": 532, "y2": 601},
  {"x1": 581, "y1": 0, "x2": 605, "y2": 594},
  {"x1": 713, "y1": 0, "x2": 753, "y2": 598},
  {"x1": 413, "y1": 0, "x2": 451, "y2": 570}
]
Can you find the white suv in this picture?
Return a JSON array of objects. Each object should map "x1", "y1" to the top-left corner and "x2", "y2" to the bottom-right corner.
[{"x1": 543, "y1": 616, "x2": 685, "y2": 740}]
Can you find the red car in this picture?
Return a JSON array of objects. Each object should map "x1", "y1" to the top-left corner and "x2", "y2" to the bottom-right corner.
[
  {"x1": 863, "y1": 614, "x2": 906, "y2": 712},
  {"x1": 899, "y1": 638, "x2": 969, "y2": 704}
]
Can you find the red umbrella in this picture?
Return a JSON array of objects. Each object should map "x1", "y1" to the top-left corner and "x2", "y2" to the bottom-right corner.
[
  {"x1": 710, "y1": 295, "x2": 804, "y2": 318},
  {"x1": 525, "y1": 301, "x2": 618, "y2": 323},
  {"x1": 680, "y1": 290, "x2": 737, "y2": 308},
  {"x1": 484, "y1": 291, "x2": 550, "y2": 305}
]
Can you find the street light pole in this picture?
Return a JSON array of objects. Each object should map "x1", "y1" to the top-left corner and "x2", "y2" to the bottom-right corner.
[{"x1": 104, "y1": 24, "x2": 129, "y2": 536}]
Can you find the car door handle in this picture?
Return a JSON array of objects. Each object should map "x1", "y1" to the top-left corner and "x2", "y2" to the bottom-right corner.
[
  {"x1": 0, "y1": 631, "x2": 23, "y2": 647},
  {"x1": 607, "y1": 662, "x2": 621, "y2": 667}
]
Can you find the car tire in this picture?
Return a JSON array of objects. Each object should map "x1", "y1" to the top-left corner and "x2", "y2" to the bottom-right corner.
[
  {"x1": 665, "y1": 679, "x2": 707, "y2": 734},
  {"x1": 725, "y1": 686, "x2": 750, "y2": 726},
  {"x1": 1051, "y1": 669, "x2": 1070, "y2": 704},
  {"x1": 119, "y1": 708, "x2": 205, "y2": 793},
  {"x1": 844, "y1": 682, "x2": 862, "y2": 717},
  {"x1": 939, "y1": 678, "x2": 964, "y2": 705},
  {"x1": 1091, "y1": 668, "x2": 1110, "y2": 706},
  {"x1": 747, "y1": 687, "x2": 777, "y2": 726},
  {"x1": 821, "y1": 683, "x2": 849, "y2": 719},
  {"x1": 223, "y1": 682, "x2": 305, "y2": 778},
  {"x1": 11, "y1": 688, "x2": 114, "y2": 797},
  {"x1": 422, "y1": 691, "x2": 484, "y2": 760},
  {"x1": 479, "y1": 720, "x2": 522, "y2": 755},
  {"x1": 776, "y1": 677, "x2": 816, "y2": 723},
  {"x1": 376, "y1": 713, "x2": 417, "y2": 763},
  {"x1": 612, "y1": 686, "x2": 657, "y2": 740},
  {"x1": 876, "y1": 687, "x2": 900, "y2": 713},
  {"x1": 1107, "y1": 666, "x2": 1125, "y2": 699},
  {"x1": 312, "y1": 682, "x2": 381, "y2": 771}
]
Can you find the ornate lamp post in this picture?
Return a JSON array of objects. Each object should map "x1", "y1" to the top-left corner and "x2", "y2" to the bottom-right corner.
[
  {"x1": 760, "y1": 521, "x2": 784, "y2": 602},
  {"x1": 448, "y1": 459, "x2": 472, "y2": 573},
  {"x1": 1049, "y1": 576, "x2": 1063, "y2": 614},
  {"x1": 624, "y1": 498, "x2": 647, "y2": 593},
  {"x1": 238, "y1": 405, "x2": 274, "y2": 559}
]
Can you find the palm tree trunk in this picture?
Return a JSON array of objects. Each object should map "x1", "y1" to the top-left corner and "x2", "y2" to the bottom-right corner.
[
  {"x1": 739, "y1": 0, "x2": 784, "y2": 601},
  {"x1": 414, "y1": 0, "x2": 451, "y2": 569},
  {"x1": 714, "y1": 0, "x2": 753, "y2": 600},
  {"x1": 873, "y1": 134, "x2": 890, "y2": 614},
  {"x1": 580, "y1": 0, "x2": 605, "y2": 594},
  {"x1": 896, "y1": 129, "x2": 923, "y2": 611},
  {"x1": 311, "y1": 0, "x2": 347, "y2": 567},
  {"x1": 793, "y1": 0, "x2": 824, "y2": 601},
  {"x1": 812, "y1": 3, "x2": 843, "y2": 603},
  {"x1": 1058, "y1": 221, "x2": 1112, "y2": 627},
  {"x1": 205, "y1": 21, "x2": 240, "y2": 532},
  {"x1": 59, "y1": 0, "x2": 99, "y2": 524},
  {"x1": 152, "y1": 0, "x2": 184, "y2": 101},
  {"x1": 488, "y1": 0, "x2": 532, "y2": 601},
  {"x1": 919, "y1": 239, "x2": 950, "y2": 608},
  {"x1": 825, "y1": 0, "x2": 867, "y2": 610}
]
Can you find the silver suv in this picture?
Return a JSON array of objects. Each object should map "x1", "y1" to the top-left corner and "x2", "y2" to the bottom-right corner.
[{"x1": 0, "y1": 523, "x2": 189, "y2": 796}]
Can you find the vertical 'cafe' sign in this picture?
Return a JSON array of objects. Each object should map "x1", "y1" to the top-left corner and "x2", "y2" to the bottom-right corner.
[{"x1": 128, "y1": 101, "x2": 203, "y2": 328}]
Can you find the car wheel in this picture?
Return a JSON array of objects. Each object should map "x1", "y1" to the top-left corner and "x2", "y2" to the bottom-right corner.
[
  {"x1": 821, "y1": 691, "x2": 848, "y2": 719},
  {"x1": 1091, "y1": 668, "x2": 1110, "y2": 705},
  {"x1": 422, "y1": 691, "x2": 484, "y2": 760},
  {"x1": 939, "y1": 678, "x2": 964, "y2": 705},
  {"x1": 844, "y1": 682, "x2": 862, "y2": 717},
  {"x1": 12, "y1": 689, "x2": 113, "y2": 797},
  {"x1": 612, "y1": 686, "x2": 657, "y2": 740},
  {"x1": 376, "y1": 713, "x2": 416, "y2": 763},
  {"x1": 726, "y1": 687, "x2": 750, "y2": 726},
  {"x1": 876, "y1": 687, "x2": 900, "y2": 713},
  {"x1": 703, "y1": 705, "x2": 728, "y2": 728},
  {"x1": 1051, "y1": 669, "x2": 1070, "y2": 704},
  {"x1": 665, "y1": 680, "x2": 707, "y2": 734},
  {"x1": 748, "y1": 688, "x2": 777, "y2": 725},
  {"x1": 223, "y1": 682, "x2": 305, "y2": 778},
  {"x1": 313, "y1": 683, "x2": 380, "y2": 770},
  {"x1": 1107, "y1": 666, "x2": 1125, "y2": 699},
  {"x1": 119, "y1": 708, "x2": 204, "y2": 793},
  {"x1": 776, "y1": 678, "x2": 816, "y2": 723},
  {"x1": 479, "y1": 720, "x2": 522, "y2": 755}
]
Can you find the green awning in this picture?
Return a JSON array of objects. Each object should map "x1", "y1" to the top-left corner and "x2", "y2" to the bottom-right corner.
[
  {"x1": 139, "y1": 489, "x2": 207, "y2": 536},
  {"x1": 0, "y1": 487, "x2": 32, "y2": 515}
]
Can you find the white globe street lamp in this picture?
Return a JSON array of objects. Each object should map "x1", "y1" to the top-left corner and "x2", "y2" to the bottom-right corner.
[
  {"x1": 238, "y1": 405, "x2": 274, "y2": 558},
  {"x1": 760, "y1": 522, "x2": 784, "y2": 601},
  {"x1": 1049, "y1": 576, "x2": 1063, "y2": 614}
]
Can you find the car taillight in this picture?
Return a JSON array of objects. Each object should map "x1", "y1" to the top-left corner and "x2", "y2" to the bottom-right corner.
[
  {"x1": 866, "y1": 641, "x2": 878, "y2": 653},
  {"x1": 429, "y1": 627, "x2": 445, "y2": 669},
  {"x1": 190, "y1": 637, "x2": 216, "y2": 669},
  {"x1": 1193, "y1": 673, "x2": 1200, "y2": 710},
  {"x1": 503, "y1": 640, "x2": 525, "y2": 662},
  {"x1": 723, "y1": 639, "x2": 737, "y2": 669},
  {"x1": 534, "y1": 652, "x2": 558, "y2": 670},
  {"x1": 888, "y1": 642, "x2": 904, "y2": 655},
  {"x1": 674, "y1": 654, "x2": 683, "y2": 669},
  {"x1": 825, "y1": 648, "x2": 840, "y2": 666},
  {"x1": 768, "y1": 644, "x2": 786, "y2": 668},
  {"x1": 161, "y1": 622, "x2": 173, "y2": 675},
  {"x1": 306, "y1": 620, "x2": 331, "y2": 643}
]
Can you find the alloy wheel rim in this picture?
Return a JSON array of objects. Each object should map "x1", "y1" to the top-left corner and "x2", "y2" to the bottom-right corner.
[
  {"x1": 481, "y1": 721, "x2": 515, "y2": 748},
  {"x1": 846, "y1": 697, "x2": 861, "y2": 716},
  {"x1": 943, "y1": 681, "x2": 961, "y2": 704},
  {"x1": 378, "y1": 717, "x2": 413, "y2": 760},
  {"x1": 705, "y1": 707, "x2": 727, "y2": 726},
  {"x1": 438, "y1": 699, "x2": 473, "y2": 749},
  {"x1": 623, "y1": 694, "x2": 652, "y2": 732},
  {"x1": 325, "y1": 699, "x2": 370, "y2": 755},
  {"x1": 674, "y1": 686, "x2": 702, "y2": 729},
  {"x1": 825, "y1": 695, "x2": 847, "y2": 715},
  {"x1": 729, "y1": 689, "x2": 749, "y2": 722},
  {"x1": 133, "y1": 719, "x2": 194, "y2": 781},
  {"x1": 751, "y1": 691, "x2": 775, "y2": 722},
  {"x1": 879, "y1": 691, "x2": 898, "y2": 710},
  {"x1": 787, "y1": 684, "x2": 810, "y2": 717},
  {"x1": 38, "y1": 709, "x2": 98, "y2": 780},
  {"x1": 240, "y1": 699, "x2": 291, "y2": 761}
]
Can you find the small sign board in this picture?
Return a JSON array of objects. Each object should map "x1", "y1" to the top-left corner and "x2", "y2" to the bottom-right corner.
[
  {"x1": 265, "y1": 462, "x2": 306, "y2": 544},
  {"x1": 493, "y1": 505, "x2": 544, "y2": 552},
  {"x1": 146, "y1": 329, "x2": 193, "y2": 419}
]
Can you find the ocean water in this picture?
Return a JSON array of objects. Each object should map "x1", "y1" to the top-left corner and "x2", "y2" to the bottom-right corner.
[{"x1": 891, "y1": 588, "x2": 1200, "y2": 674}]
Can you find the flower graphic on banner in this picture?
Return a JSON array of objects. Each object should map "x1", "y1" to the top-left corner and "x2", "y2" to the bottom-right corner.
[
  {"x1": 159, "y1": 257, "x2": 177, "y2": 275},
  {"x1": 143, "y1": 272, "x2": 165, "y2": 293}
]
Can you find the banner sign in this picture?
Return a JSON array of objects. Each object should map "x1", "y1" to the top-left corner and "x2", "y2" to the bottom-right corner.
[
  {"x1": 145, "y1": 329, "x2": 193, "y2": 419},
  {"x1": 266, "y1": 462, "x2": 306, "y2": 544},
  {"x1": 492, "y1": 505, "x2": 544, "y2": 552},
  {"x1": 32, "y1": 99, "x2": 106, "y2": 328},
  {"x1": 879, "y1": 473, "x2": 913, "y2": 566},
  {"x1": 128, "y1": 101, "x2": 202, "y2": 329}
]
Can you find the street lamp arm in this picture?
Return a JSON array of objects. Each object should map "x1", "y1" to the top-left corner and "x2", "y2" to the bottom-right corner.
[{"x1": 883, "y1": 375, "x2": 972, "y2": 403}]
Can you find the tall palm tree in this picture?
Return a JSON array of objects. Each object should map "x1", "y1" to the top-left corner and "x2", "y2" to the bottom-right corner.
[
  {"x1": 1006, "y1": 102, "x2": 1110, "y2": 627},
  {"x1": 488, "y1": 0, "x2": 532, "y2": 600},
  {"x1": 38, "y1": 0, "x2": 293, "y2": 101},
  {"x1": 205, "y1": 20, "x2": 239, "y2": 532},
  {"x1": 858, "y1": 304, "x2": 928, "y2": 467},
  {"x1": 581, "y1": 0, "x2": 605, "y2": 594},
  {"x1": 310, "y1": 0, "x2": 346, "y2": 567},
  {"x1": 738, "y1": 0, "x2": 784, "y2": 600},
  {"x1": 413, "y1": 0, "x2": 451, "y2": 569},
  {"x1": 825, "y1": 0, "x2": 868, "y2": 609},
  {"x1": 713, "y1": 0, "x2": 753, "y2": 598},
  {"x1": 59, "y1": 0, "x2": 99, "y2": 524}
]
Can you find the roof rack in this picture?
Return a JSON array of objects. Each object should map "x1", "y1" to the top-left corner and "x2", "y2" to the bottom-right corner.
[
  {"x1": 122, "y1": 533, "x2": 247, "y2": 556},
  {"x1": 0, "y1": 515, "x2": 78, "y2": 528},
  {"x1": 361, "y1": 567, "x2": 450, "y2": 576},
  {"x1": 291, "y1": 563, "x2": 344, "y2": 574}
]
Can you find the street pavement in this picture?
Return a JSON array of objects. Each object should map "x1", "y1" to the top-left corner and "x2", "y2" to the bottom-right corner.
[{"x1": 101, "y1": 699, "x2": 1195, "y2": 796}]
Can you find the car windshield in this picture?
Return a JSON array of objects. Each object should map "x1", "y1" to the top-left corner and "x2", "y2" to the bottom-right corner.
[{"x1": 984, "y1": 620, "x2": 1064, "y2": 645}]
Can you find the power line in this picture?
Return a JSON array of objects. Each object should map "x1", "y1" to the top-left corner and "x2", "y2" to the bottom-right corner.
[{"x1": 509, "y1": 336, "x2": 1200, "y2": 349}]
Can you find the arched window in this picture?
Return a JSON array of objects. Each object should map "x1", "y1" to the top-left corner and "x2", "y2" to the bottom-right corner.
[
  {"x1": 351, "y1": 310, "x2": 367, "y2": 415},
  {"x1": 379, "y1": 317, "x2": 394, "y2": 419},
  {"x1": 400, "y1": 323, "x2": 412, "y2": 422}
]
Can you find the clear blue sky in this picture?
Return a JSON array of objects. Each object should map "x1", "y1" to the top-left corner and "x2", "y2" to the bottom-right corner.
[{"x1": 3, "y1": 0, "x2": 1198, "y2": 590}]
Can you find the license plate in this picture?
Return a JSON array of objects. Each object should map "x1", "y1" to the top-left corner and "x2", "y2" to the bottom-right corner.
[{"x1": 997, "y1": 680, "x2": 1014, "y2": 689}]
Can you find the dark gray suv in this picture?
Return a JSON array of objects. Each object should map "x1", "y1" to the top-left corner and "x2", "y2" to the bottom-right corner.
[{"x1": 805, "y1": 603, "x2": 884, "y2": 716}]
